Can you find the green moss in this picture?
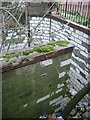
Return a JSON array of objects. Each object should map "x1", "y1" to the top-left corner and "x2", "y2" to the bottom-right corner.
[
  {"x1": 3, "y1": 55, "x2": 10, "y2": 59},
  {"x1": 5, "y1": 52, "x2": 16, "y2": 56},
  {"x1": 1, "y1": 52, "x2": 21, "y2": 62},
  {"x1": 33, "y1": 45, "x2": 54, "y2": 53},
  {"x1": 1, "y1": 40, "x2": 69, "y2": 62},
  {"x1": 22, "y1": 58, "x2": 30, "y2": 62},
  {"x1": 48, "y1": 40, "x2": 69, "y2": 47},
  {"x1": 22, "y1": 50, "x2": 33, "y2": 55}
]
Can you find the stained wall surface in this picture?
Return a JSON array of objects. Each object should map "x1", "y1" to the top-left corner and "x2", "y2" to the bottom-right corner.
[{"x1": 2, "y1": 53, "x2": 72, "y2": 118}]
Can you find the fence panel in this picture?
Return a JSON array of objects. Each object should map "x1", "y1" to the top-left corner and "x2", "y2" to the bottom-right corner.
[{"x1": 55, "y1": 2, "x2": 90, "y2": 27}]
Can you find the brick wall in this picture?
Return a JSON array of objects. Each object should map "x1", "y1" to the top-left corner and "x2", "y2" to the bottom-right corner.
[{"x1": 50, "y1": 17, "x2": 90, "y2": 100}]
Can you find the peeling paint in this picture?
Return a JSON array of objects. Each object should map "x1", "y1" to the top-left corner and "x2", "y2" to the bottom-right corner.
[
  {"x1": 40, "y1": 59, "x2": 53, "y2": 67},
  {"x1": 59, "y1": 72, "x2": 66, "y2": 78},
  {"x1": 57, "y1": 84, "x2": 64, "y2": 89},
  {"x1": 56, "y1": 88, "x2": 62, "y2": 94},
  {"x1": 23, "y1": 104, "x2": 28, "y2": 108},
  {"x1": 36, "y1": 94, "x2": 50, "y2": 104},
  {"x1": 51, "y1": 92, "x2": 54, "y2": 96},
  {"x1": 41, "y1": 73, "x2": 47, "y2": 77},
  {"x1": 60, "y1": 59, "x2": 71, "y2": 67},
  {"x1": 49, "y1": 96, "x2": 63, "y2": 106}
]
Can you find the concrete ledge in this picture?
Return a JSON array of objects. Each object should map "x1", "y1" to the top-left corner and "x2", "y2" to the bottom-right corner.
[{"x1": 1, "y1": 44, "x2": 74, "y2": 73}]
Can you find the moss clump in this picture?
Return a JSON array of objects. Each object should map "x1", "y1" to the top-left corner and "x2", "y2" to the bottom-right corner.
[
  {"x1": 5, "y1": 52, "x2": 21, "y2": 58},
  {"x1": 22, "y1": 50, "x2": 33, "y2": 55},
  {"x1": 48, "y1": 40, "x2": 69, "y2": 47},
  {"x1": 33, "y1": 45, "x2": 54, "y2": 53},
  {"x1": 22, "y1": 58, "x2": 30, "y2": 62},
  {"x1": 5, "y1": 52, "x2": 16, "y2": 56},
  {"x1": 1, "y1": 40, "x2": 69, "y2": 63},
  {"x1": 3, "y1": 55, "x2": 11, "y2": 59},
  {"x1": 2, "y1": 52, "x2": 21, "y2": 62}
]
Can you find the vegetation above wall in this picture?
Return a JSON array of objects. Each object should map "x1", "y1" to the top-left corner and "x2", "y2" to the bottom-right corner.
[
  {"x1": 0, "y1": 40, "x2": 69, "y2": 62},
  {"x1": 0, "y1": 40, "x2": 73, "y2": 73},
  {"x1": 48, "y1": 40, "x2": 69, "y2": 46}
]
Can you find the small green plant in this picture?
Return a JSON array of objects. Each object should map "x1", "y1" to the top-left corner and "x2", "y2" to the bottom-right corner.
[
  {"x1": 22, "y1": 50, "x2": 33, "y2": 55},
  {"x1": 1, "y1": 40, "x2": 69, "y2": 63},
  {"x1": 22, "y1": 58, "x2": 30, "y2": 62},
  {"x1": 3, "y1": 55, "x2": 11, "y2": 59},
  {"x1": 48, "y1": 40, "x2": 69, "y2": 46},
  {"x1": 33, "y1": 45, "x2": 54, "y2": 53}
]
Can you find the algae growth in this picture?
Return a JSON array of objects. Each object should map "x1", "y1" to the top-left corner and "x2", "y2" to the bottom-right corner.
[
  {"x1": 22, "y1": 50, "x2": 33, "y2": 55},
  {"x1": 33, "y1": 45, "x2": 54, "y2": 52},
  {"x1": 0, "y1": 40, "x2": 69, "y2": 62},
  {"x1": 48, "y1": 40, "x2": 69, "y2": 46}
]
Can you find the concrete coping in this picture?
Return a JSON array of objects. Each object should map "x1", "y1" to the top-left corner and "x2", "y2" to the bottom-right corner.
[{"x1": 1, "y1": 43, "x2": 74, "y2": 73}]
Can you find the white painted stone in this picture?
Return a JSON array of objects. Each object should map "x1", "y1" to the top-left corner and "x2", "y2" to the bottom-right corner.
[
  {"x1": 59, "y1": 72, "x2": 66, "y2": 78},
  {"x1": 84, "y1": 33, "x2": 89, "y2": 38},
  {"x1": 70, "y1": 67, "x2": 76, "y2": 73},
  {"x1": 76, "y1": 30, "x2": 83, "y2": 35},
  {"x1": 51, "y1": 92, "x2": 54, "y2": 96},
  {"x1": 79, "y1": 36, "x2": 87, "y2": 43},
  {"x1": 75, "y1": 38, "x2": 82, "y2": 44},
  {"x1": 76, "y1": 68, "x2": 80, "y2": 73},
  {"x1": 57, "y1": 83, "x2": 64, "y2": 89},
  {"x1": 41, "y1": 73, "x2": 47, "y2": 77},
  {"x1": 70, "y1": 27, "x2": 74, "y2": 31},
  {"x1": 49, "y1": 96, "x2": 63, "y2": 106},
  {"x1": 72, "y1": 53, "x2": 79, "y2": 60},
  {"x1": 71, "y1": 60, "x2": 77, "y2": 67},
  {"x1": 80, "y1": 51, "x2": 88, "y2": 58},
  {"x1": 56, "y1": 88, "x2": 62, "y2": 94},
  {"x1": 36, "y1": 94, "x2": 50, "y2": 104},
  {"x1": 72, "y1": 33, "x2": 79, "y2": 38},
  {"x1": 65, "y1": 29, "x2": 71, "y2": 34},
  {"x1": 21, "y1": 35, "x2": 26, "y2": 37},
  {"x1": 60, "y1": 59, "x2": 71, "y2": 67},
  {"x1": 8, "y1": 33, "x2": 13, "y2": 37},
  {"x1": 87, "y1": 63, "x2": 90, "y2": 69},
  {"x1": 54, "y1": 106, "x2": 64, "y2": 112},
  {"x1": 23, "y1": 104, "x2": 28, "y2": 107},
  {"x1": 59, "y1": 34, "x2": 65, "y2": 39},
  {"x1": 71, "y1": 41, "x2": 77, "y2": 46},
  {"x1": 13, "y1": 36, "x2": 18, "y2": 39},
  {"x1": 79, "y1": 58, "x2": 86, "y2": 65},
  {"x1": 40, "y1": 59, "x2": 53, "y2": 67},
  {"x1": 69, "y1": 88, "x2": 77, "y2": 95},
  {"x1": 55, "y1": 99, "x2": 64, "y2": 105},
  {"x1": 78, "y1": 66, "x2": 85, "y2": 74},
  {"x1": 6, "y1": 36, "x2": 11, "y2": 40},
  {"x1": 78, "y1": 44, "x2": 87, "y2": 51}
]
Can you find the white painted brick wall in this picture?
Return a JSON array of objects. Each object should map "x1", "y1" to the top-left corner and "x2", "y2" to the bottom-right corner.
[
  {"x1": 79, "y1": 36, "x2": 87, "y2": 43},
  {"x1": 84, "y1": 33, "x2": 89, "y2": 38},
  {"x1": 75, "y1": 38, "x2": 82, "y2": 44},
  {"x1": 78, "y1": 44, "x2": 87, "y2": 51},
  {"x1": 76, "y1": 30, "x2": 84, "y2": 36},
  {"x1": 72, "y1": 33, "x2": 79, "y2": 38}
]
